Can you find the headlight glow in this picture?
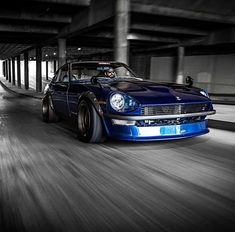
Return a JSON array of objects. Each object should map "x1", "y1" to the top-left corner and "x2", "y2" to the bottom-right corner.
[
  {"x1": 110, "y1": 93, "x2": 125, "y2": 111},
  {"x1": 200, "y1": 90, "x2": 209, "y2": 98}
]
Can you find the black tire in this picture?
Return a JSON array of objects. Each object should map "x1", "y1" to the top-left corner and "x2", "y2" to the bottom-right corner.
[
  {"x1": 77, "y1": 99, "x2": 103, "y2": 143},
  {"x1": 42, "y1": 96, "x2": 59, "y2": 123}
]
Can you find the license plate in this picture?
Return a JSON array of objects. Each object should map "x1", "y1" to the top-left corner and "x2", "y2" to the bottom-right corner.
[
  {"x1": 160, "y1": 125, "x2": 181, "y2": 135},
  {"x1": 138, "y1": 125, "x2": 181, "y2": 137}
]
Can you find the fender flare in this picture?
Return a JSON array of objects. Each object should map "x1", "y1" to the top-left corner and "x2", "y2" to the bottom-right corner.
[
  {"x1": 77, "y1": 91, "x2": 104, "y2": 118},
  {"x1": 42, "y1": 93, "x2": 55, "y2": 110}
]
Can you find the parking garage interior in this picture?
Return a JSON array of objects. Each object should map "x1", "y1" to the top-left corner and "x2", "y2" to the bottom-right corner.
[{"x1": 0, "y1": 0, "x2": 235, "y2": 231}]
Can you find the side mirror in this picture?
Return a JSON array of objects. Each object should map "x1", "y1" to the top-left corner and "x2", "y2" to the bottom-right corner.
[
  {"x1": 91, "y1": 76, "x2": 98, "y2": 85},
  {"x1": 186, "y1": 76, "x2": 193, "y2": 87}
]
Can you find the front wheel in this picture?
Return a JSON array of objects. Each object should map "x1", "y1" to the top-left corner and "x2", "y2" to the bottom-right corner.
[{"x1": 77, "y1": 99, "x2": 103, "y2": 143}]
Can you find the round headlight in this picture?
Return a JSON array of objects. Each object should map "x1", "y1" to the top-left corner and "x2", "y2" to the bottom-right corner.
[{"x1": 110, "y1": 93, "x2": 125, "y2": 111}]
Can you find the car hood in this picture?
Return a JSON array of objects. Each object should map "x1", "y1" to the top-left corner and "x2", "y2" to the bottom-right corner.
[{"x1": 105, "y1": 79, "x2": 210, "y2": 105}]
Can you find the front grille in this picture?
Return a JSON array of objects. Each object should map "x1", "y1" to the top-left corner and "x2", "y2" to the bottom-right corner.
[
  {"x1": 141, "y1": 103, "x2": 209, "y2": 116},
  {"x1": 135, "y1": 116, "x2": 204, "y2": 127}
]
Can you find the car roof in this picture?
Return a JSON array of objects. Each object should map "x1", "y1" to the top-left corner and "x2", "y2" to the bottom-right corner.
[{"x1": 70, "y1": 61, "x2": 125, "y2": 65}]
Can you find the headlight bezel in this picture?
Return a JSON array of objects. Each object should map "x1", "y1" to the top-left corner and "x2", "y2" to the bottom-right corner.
[
  {"x1": 109, "y1": 92, "x2": 139, "y2": 113},
  {"x1": 110, "y1": 93, "x2": 125, "y2": 112}
]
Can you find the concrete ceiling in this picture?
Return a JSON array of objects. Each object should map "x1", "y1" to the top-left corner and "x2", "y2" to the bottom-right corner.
[{"x1": 0, "y1": 0, "x2": 235, "y2": 60}]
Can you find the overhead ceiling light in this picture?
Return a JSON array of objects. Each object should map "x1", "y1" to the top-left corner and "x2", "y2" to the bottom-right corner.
[
  {"x1": 127, "y1": 34, "x2": 138, "y2": 40},
  {"x1": 53, "y1": 52, "x2": 56, "y2": 55},
  {"x1": 77, "y1": 47, "x2": 81, "y2": 51}
]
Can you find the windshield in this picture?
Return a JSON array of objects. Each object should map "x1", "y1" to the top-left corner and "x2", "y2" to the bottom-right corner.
[{"x1": 71, "y1": 62, "x2": 137, "y2": 81}]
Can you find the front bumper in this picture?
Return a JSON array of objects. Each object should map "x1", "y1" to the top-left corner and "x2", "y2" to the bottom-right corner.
[
  {"x1": 104, "y1": 120, "x2": 208, "y2": 141},
  {"x1": 103, "y1": 110, "x2": 215, "y2": 141}
]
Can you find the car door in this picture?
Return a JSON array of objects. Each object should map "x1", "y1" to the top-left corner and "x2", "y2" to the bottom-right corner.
[
  {"x1": 67, "y1": 63, "x2": 88, "y2": 118},
  {"x1": 50, "y1": 64, "x2": 70, "y2": 118}
]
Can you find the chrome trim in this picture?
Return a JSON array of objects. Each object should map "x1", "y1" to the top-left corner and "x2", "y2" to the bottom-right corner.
[{"x1": 105, "y1": 110, "x2": 216, "y2": 121}]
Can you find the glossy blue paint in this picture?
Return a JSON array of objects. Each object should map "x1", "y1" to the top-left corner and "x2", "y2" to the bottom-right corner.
[
  {"x1": 45, "y1": 61, "x2": 215, "y2": 142},
  {"x1": 107, "y1": 80, "x2": 210, "y2": 105},
  {"x1": 103, "y1": 119, "x2": 209, "y2": 141}
]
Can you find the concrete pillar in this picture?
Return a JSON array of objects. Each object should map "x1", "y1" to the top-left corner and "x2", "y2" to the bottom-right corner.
[
  {"x1": 17, "y1": 55, "x2": 21, "y2": 88},
  {"x1": 130, "y1": 55, "x2": 151, "y2": 79},
  {"x1": 24, "y1": 51, "x2": 29, "y2": 90},
  {"x1": 5, "y1": 61, "x2": 7, "y2": 77},
  {"x1": 54, "y1": 60, "x2": 57, "y2": 73},
  {"x1": 114, "y1": 0, "x2": 130, "y2": 64},
  {"x1": 5, "y1": 60, "x2": 8, "y2": 80},
  {"x1": 2, "y1": 61, "x2": 5, "y2": 76},
  {"x1": 8, "y1": 59, "x2": 11, "y2": 83},
  {"x1": 45, "y1": 60, "x2": 49, "y2": 80},
  {"x1": 58, "y1": 38, "x2": 66, "y2": 68},
  {"x1": 6, "y1": 61, "x2": 8, "y2": 80},
  {"x1": 3, "y1": 61, "x2": 5, "y2": 77},
  {"x1": 36, "y1": 47, "x2": 42, "y2": 92},
  {"x1": 12, "y1": 57, "x2": 16, "y2": 85},
  {"x1": 176, "y1": 46, "x2": 185, "y2": 84}
]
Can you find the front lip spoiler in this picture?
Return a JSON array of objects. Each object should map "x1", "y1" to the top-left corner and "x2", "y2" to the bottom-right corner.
[{"x1": 104, "y1": 110, "x2": 216, "y2": 121}]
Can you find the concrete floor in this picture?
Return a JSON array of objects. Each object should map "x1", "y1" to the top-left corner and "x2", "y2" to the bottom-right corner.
[
  {"x1": 208, "y1": 104, "x2": 235, "y2": 123},
  {"x1": 0, "y1": 85, "x2": 235, "y2": 232}
]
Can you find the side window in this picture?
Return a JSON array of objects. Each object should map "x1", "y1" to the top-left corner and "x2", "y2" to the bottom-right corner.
[
  {"x1": 58, "y1": 65, "x2": 69, "y2": 83},
  {"x1": 71, "y1": 64, "x2": 98, "y2": 81},
  {"x1": 71, "y1": 64, "x2": 82, "y2": 81}
]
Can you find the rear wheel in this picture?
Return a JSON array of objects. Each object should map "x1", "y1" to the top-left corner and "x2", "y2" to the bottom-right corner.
[
  {"x1": 42, "y1": 96, "x2": 59, "y2": 122},
  {"x1": 77, "y1": 99, "x2": 103, "y2": 143}
]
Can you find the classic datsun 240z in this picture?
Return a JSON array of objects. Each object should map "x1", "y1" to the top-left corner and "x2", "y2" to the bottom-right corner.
[{"x1": 42, "y1": 61, "x2": 215, "y2": 142}]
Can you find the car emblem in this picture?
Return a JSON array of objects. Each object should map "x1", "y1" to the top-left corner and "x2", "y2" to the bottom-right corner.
[{"x1": 176, "y1": 96, "x2": 181, "y2": 101}]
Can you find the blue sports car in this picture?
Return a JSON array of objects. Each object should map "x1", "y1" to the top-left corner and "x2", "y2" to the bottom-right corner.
[{"x1": 42, "y1": 61, "x2": 216, "y2": 142}]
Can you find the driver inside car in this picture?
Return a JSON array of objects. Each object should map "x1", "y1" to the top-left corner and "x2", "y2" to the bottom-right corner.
[{"x1": 104, "y1": 68, "x2": 116, "y2": 78}]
